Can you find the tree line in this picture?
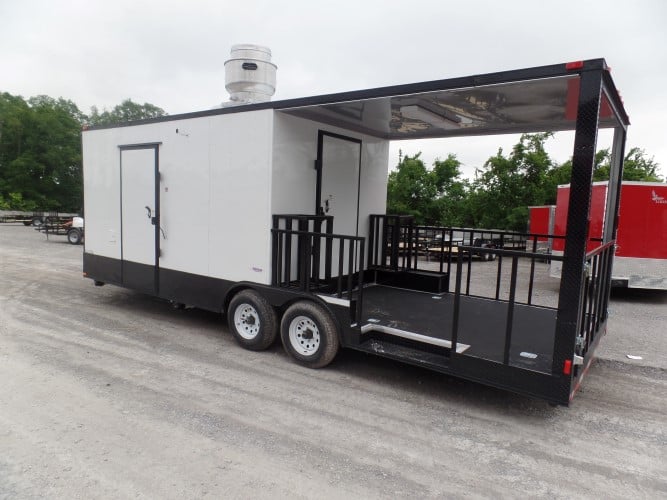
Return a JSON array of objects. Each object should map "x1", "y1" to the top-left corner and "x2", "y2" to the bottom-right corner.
[
  {"x1": 0, "y1": 92, "x2": 165, "y2": 212},
  {"x1": 388, "y1": 133, "x2": 662, "y2": 231}
]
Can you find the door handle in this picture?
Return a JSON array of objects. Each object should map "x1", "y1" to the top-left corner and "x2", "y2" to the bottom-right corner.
[{"x1": 145, "y1": 206, "x2": 165, "y2": 238}]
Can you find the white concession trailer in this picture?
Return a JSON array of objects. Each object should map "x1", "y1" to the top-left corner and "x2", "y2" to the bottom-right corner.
[{"x1": 83, "y1": 56, "x2": 630, "y2": 405}]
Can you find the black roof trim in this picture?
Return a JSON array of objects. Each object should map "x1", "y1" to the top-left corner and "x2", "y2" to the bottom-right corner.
[{"x1": 84, "y1": 58, "x2": 628, "y2": 131}]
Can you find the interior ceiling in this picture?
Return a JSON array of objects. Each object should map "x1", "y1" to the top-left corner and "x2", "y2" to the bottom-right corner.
[{"x1": 280, "y1": 75, "x2": 620, "y2": 140}]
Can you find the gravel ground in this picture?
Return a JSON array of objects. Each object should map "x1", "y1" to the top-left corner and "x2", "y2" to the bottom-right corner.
[{"x1": 1, "y1": 224, "x2": 666, "y2": 499}]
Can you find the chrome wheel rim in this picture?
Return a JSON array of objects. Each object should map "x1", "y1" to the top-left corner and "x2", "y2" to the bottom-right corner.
[
  {"x1": 234, "y1": 303, "x2": 260, "y2": 340},
  {"x1": 288, "y1": 315, "x2": 320, "y2": 356}
]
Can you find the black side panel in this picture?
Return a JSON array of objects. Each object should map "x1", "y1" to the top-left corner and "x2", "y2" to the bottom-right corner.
[
  {"x1": 159, "y1": 267, "x2": 233, "y2": 312},
  {"x1": 372, "y1": 268, "x2": 448, "y2": 294},
  {"x1": 122, "y1": 260, "x2": 156, "y2": 295},
  {"x1": 84, "y1": 253, "x2": 122, "y2": 285}
]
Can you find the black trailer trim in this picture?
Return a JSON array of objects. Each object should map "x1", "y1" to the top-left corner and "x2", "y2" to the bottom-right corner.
[
  {"x1": 85, "y1": 59, "x2": 628, "y2": 134},
  {"x1": 118, "y1": 143, "x2": 161, "y2": 296},
  {"x1": 118, "y1": 142, "x2": 163, "y2": 150}
]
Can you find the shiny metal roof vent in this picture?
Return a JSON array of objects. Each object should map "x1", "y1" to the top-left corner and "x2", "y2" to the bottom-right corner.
[{"x1": 223, "y1": 44, "x2": 277, "y2": 106}]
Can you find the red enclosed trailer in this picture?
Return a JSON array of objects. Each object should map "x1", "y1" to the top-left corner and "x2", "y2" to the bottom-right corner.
[
  {"x1": 551, "y1": 181, "x2": 667, "y2": 289},
  {"x1": 528, "y1": 205, "x2": 556, "y2": 254}
]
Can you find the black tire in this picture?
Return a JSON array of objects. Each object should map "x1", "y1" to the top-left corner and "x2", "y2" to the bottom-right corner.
[
  {"x1": 227, "y1": 289, "x2": 278, "y2": 351},
  {"x1": 67, "y1": 228, "x2": 82, "y2": 245},
  {"x1": 280, "y1": 301, "x2": 339, "y2": 368},
  {"x1": 22, "y1": 221, "x2": 32, "y2": 226},
  {"x1": 32, "y1": 216, "x2": 43, "y2": 226}
]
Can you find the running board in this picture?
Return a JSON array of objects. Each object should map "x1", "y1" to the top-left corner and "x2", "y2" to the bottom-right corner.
[{"x1": 360, "y1": 324, "x2": 470, "y2": 353}]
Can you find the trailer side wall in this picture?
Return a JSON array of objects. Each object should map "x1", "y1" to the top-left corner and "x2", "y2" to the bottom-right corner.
[{"x1": 83, "y1": 110, "x2": 275, "y2": 289}]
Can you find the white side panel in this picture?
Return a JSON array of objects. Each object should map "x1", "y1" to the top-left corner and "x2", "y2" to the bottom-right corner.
[
  {"x1": 550, "y1": 252, "x2": 667, "y2": 290},
  {"x1": 270, "y1": 113, "x2": 318, "y2": 216},
  {"x1": 83, "y1": 129, "x2": 123, "y2": 259},
  {"x1": 121, "y1": 149, "x2": 156, "y2": 266},
  {"x1": 208, "y1": 110, "x2": 274, "y2": 283},
  {"x1": 610, "y1": 256, "x2": 667, "y2": 290},
  {"x1": 84, "y1": 110, "x2": 274, "y2": 283},
  {"x1": 271, "y1": 112, "x2": 389, "y2": 237},
  {"x1": 358, "y1": 138, "x2": 390, "y2": 241},
  {"x1": 158, "y1": 118, "x2": 210, "y2": 276}
]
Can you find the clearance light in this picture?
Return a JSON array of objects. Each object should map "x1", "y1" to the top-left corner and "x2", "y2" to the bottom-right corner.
[
  {"x1": 566, "y1": 61, "x2": 584, "y2": 70},
  {"x1": 563, "y1": 359, "x2": 573, "y2": 375}
]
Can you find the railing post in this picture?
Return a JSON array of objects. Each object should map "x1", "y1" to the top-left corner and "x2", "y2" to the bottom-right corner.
[
  {"x1": 325, "y1": 216, "x2": 333, "y2": 281},
  {"x1": 390, "y1": 216, "x2": 400, "y2": 270},
  {"x1": 503, "y1": 256, "x2": 519, "y2": 365},
  {"x1": 451, "y1": 252, "x2": 464, "y2": 357},
  {"x1": 368, "y1": 215, "x2": 376, "y2": 268},
  {"x1": 357, "y1": 239, "x2": 365, "y2": 324}
]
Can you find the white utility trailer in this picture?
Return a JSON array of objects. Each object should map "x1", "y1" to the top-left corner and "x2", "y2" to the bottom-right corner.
[{"x1": 83, "y1": 54, "x2": 629, "y2": 405}]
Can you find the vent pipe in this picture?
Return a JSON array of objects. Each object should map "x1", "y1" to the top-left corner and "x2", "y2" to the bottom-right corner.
[{"x1": 223, "y1": 44, "x2": 276, "y2": 106}]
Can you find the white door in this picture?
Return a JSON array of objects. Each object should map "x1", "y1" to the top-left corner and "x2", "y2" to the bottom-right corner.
[
  {"x1": 121, "y1": 146, "x2": 158, "y2": 293},
  {"x1": 318, "y1": 132, "x2": 362, "y2": 236},
  {"x1": 316, "y1": 131, "x2": 362, "y2": 278}
]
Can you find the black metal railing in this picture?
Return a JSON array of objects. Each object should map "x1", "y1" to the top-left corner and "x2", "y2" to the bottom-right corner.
[
  {"x1": 271, "y1": 214, "x2": 365, "y2": 323},
  {"x1": 368, "y1": 215, "x2": 569, "y2": 301},
  {"x1": 368, "y1": 214, "x2": 416, "y2": 271},
  {"x1": 450, "y1": 247, "x2": 566, "y2": 367},
  {"x1": 579, "y1": 240, "x2": 616, "y2": 357}
]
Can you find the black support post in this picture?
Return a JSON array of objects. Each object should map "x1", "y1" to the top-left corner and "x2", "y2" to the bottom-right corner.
[{"x1": 552, "y1": 69, "x2": 603, "y2": 387}]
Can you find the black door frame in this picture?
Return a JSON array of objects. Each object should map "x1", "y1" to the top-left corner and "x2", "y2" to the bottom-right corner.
[
  {"x1": 119, "y1": 142, "x2": 161, "y2": 294},
  {"x1": 315, "y1": 130, "x2": 363, "y2": 235}
]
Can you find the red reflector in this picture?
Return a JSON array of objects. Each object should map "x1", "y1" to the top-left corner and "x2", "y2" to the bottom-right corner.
[
  {"x1": 563, "y1": 359, "x2": 573, "y2": 375},
  {"x1": 566, "y1": 61, "x2": 584, "y2": 70}
]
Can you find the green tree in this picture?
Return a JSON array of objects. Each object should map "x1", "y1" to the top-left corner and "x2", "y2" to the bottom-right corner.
[
  {"x1": 545, "y1": 146, "x2": 663, "y2": 205},
  {"x1": 386, "y1": 152, "x2": 435, "y2": 223},
  {"x1": 1, "y1": 93, "x2": 168, "y2": 211},
  {"x1": 88, "y1": 99, "x2": 166, "y2": 126},
  {"x1": 466, "y1": 133, "x2": 554, "y2": 231},
  {"x1": 0, "y1": 94, "x2": 84, "y2": 211},
  {"x1": 429, "y1": 154, "x2": 469, "y2": 226},
  {"x1": 592, "y1": 147, "x2": 662, "y2": 182},
  {"x1": 386, "y1": 152, "x2": 468, "y2": 225}
]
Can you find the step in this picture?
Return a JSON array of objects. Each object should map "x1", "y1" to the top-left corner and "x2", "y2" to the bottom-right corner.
[
  {"x1": 356, "y1": 338, "x2": 451, "y2": 368},
  {"x1": 360, "y1": 323, "x2": 470, "y2": 353}
]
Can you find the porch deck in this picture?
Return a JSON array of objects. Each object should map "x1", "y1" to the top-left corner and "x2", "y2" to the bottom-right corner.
[{"x1": 359, "y1": 284, "x2": 557, "y2": 374}]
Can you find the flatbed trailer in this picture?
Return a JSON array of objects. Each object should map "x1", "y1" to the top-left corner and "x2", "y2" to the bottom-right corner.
[
  {"x1": 35, "y1": 216, "x2": 84, "y2": 244},
  {"x1": 82, "y1": 57, "x2": 629, "y2": 406},
  {"x1": 0, "y1": 211, "x2": 78, "y2": 226}
]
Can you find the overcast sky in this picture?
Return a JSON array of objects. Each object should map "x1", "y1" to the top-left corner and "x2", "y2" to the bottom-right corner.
[{"x1": 2, "y1": 0, "x2": 666, "y2": 178}]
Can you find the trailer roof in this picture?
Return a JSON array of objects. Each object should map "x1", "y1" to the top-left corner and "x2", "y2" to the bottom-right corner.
[{"x1": 85, "y1": 58, "x2": 629, "y2": 139}]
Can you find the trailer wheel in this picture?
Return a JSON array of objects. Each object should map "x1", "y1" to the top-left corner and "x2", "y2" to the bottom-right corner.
[
  {"x1": 32, "y1": 216, "x2": 43, "y2": 227},
  {"x1": 280, "y1": 301, "x2": 339, "y2": 368},
  {"x1": 67, "y1": 228, "x2": 82, "y2": 245},
  {"x1": 227, "y1": 289, "x2": 278, "y2": 351}
]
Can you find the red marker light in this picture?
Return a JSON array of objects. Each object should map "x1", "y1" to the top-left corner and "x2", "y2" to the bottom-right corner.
[
  {"x1": 566, "y1": 61, "x2": 584, "y2": 70},
  {"x1": 563, "y1": 359, "x2": 573, "y2": 375}
]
